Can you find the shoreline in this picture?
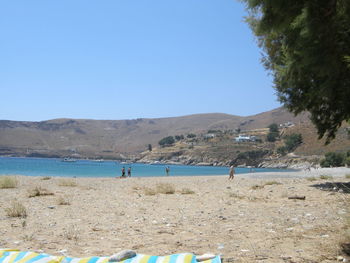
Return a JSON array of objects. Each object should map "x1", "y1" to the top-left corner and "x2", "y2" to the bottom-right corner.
[
  {"x1": 1, "y1": 167, "x2": 350, "y2": 179},
  {"x1": 0, "y1": 155, "x2": 327, "y2": 170}
]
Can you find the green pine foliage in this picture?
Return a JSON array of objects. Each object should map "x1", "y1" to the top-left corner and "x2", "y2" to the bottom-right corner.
[{"x1": 242, "y1": 0, "x2": 350, "y2": 143}]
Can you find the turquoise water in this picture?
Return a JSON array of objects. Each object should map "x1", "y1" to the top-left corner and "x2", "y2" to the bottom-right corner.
[{"x1": 0, "y1": 157, "x2": 291, "y2": 178}]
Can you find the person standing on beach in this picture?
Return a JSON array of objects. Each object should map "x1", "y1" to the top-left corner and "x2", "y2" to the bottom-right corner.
[
  {"x1": 127, "y1": 167, "x2": 131, "y2": 177},
  {"x1": 121, "y1": 167, "x2": 125, "y2": 177},
  {"x1": 229, "y1": 165, "x2": 235, "y2": 180},
  {"x1": 165, "y1": 166, "x2": 170, "y2": 176}
]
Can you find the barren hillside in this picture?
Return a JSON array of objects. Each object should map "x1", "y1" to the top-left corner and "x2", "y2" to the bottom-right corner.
[{"x1": 0, "y1": 107, "x2": 345, "y2": 159}]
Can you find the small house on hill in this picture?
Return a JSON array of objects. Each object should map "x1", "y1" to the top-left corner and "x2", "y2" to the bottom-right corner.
[
  {"x1": 235, "y1": 134, "x2": 257, "y2": 142},
  {"x1": 204, "y1": 133, "x2": 216, "y2": 139}
]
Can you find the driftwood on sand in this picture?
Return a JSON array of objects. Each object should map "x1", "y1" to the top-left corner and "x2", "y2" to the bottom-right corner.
[{"x1": 288, "y1": 195, "x2": 306, "y2": 200}]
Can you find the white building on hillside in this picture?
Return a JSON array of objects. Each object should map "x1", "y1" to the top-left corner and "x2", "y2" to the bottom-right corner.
[
  {"x1": 204, "y1": 133, "x2": 216, "y2": 139},
  {"x1": 235, "y1": 134, "x2": 257, "y2": 142}
]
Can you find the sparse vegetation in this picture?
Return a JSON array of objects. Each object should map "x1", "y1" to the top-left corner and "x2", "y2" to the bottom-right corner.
[
  {"x1": 264, "y1": 181, "x2": 281, "y2": 186},
  {"x1": 320, "y1": 175, "x2": 333, "y2": 180},
  {"x1": 143, "y1": 184, "x2": 176, "y2": 195},
  {"x1": 58, "y1": 179, "x2": 77, "y2": 187},
  {"x1": 156, "y1": 183, "x2": 175, "y2": 194},
  {"x1": 229, "y1": 192, "x2": 245, "y2": 199},
  {"x1": 180, "y1": 188, "x2": 195, "y2": 194},
  {"x1": 251, "y1": 184, "x2": 264, "y2": 190},
  {"x1": 41, "y1": 176, "x2": 51, "y2": 180},
  {"x1": 144, "y1": 187, "x2": 156, "y2": 196},
  {"x1": 28, "y1": 186, "x2": 54, "y2": 197},
  {"x1": 63, "y1": 225, "x2": 79, "y2": 242},
  {"x1": 22, "y1": 233, "x2": 34, "y2": 242},
  {"x1": 306, "y1": 177, "x2": 318, "y2": 182},
  {"x1": 57, "y1": 196, "x2": 70, "y2": 205},
  {"x1": 345, "y1": 174, "x2": 350, "y2": 179},
  {"x1": 0, "y1": 176, "x2": 18, "y2": 189},
  {"x1": 5, "y1": 201, "x2": 27, "y2": 218}
]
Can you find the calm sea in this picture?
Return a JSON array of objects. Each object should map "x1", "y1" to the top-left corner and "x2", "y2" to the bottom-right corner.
[{"x1": 0, "y1": 157, "x2": 291, "y2": 178}]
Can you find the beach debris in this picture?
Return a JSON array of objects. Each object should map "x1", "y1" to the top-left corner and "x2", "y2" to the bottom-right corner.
[
  {"x1": 255, "y1": 255, "x2": 268, "y2": 260},
  {"x1": 48, "y1": 206, "x2": 55, "y2": 209},
  {"x1": 109, "y1": 250, "x2": 136, "y2": 262},
  {"x1": 196, "y1": 253, "x2": 215, "y2": 262},
  {"x1": 288, "y1": 195, "x2": 306, "y2": 200},
  {"x1": 196, "y1": 253, "x2": 216, "y2": 262},
  {"x1": 280, "y1": 255, "x2": 292, "y2": 260},
  {"x1": 338, "y1": 209, "x2": 347, "y2": 215},
  {"x1": 217, "y1": 244, "x2": 224, "y2": 250},
  {"x1": 58, "y1": 249, "x2": 68, "y2": 256},
  {"x1": 222, "y1": 257, "x2": 235, "y2": 263}
]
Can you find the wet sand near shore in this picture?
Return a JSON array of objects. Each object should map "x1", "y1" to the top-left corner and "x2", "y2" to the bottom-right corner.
[{"x1": 1, "y1": 168, "x2": 349, "y2": 262}]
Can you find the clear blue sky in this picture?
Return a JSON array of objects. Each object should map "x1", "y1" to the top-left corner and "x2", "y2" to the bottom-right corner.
[{"x1": 0, "y1": 0, "x2": 280, "y2": 121}]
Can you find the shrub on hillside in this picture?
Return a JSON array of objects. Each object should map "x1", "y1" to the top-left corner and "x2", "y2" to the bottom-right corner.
[
  {"x1": 266, "y1": 123, "x2": 279, "y2": 142},
  {"x1": 187, "y1": 133, "x2": 196, "y2": 138},
  {"x1": 284, "y1": 133, "x2": 303, "y2": 152},
  {"x1": 267, "y1": 132, "x2": 278, "y2": 142},
  {"x1": 345, "y1": 156, "x2": 350, "y2": 167},
  {"x1": 320, "y1": 152, "x2": 345, "y2": 167},
  {"x1": 175, "y1": 135, "x2": 184, "y2": 141},
  {"x1": 277, "y1": 146, "x2": 287, "y2": 156},
  {"x1": 207, "y1": 130, "x2": 222, "y2": 134},
  {"x1": 158, "y1": 136, "x2": 175, "y2": 146}
]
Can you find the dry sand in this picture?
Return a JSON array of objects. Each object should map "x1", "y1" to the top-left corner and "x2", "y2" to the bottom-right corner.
[{"x1": 1, "y1": 168, "x2": 350, "y2": 262}]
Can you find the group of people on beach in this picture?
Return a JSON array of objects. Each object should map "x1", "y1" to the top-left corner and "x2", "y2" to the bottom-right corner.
[
  {"x1": 118, "y1": 166, "x2": 170, "y2": 178},
  {"x1": 120, "y1": 166, "x2": 132, "y2": 178},
  {"x1": 117, "y1": 164, "x2": 235, "y2": 179}
]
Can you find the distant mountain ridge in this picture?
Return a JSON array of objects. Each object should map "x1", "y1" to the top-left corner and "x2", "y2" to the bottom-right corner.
[{"x1": 0, "y1": 107, "x2": 310, "y2": 158}]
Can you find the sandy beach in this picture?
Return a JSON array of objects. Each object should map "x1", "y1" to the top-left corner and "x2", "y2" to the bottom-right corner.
[{"x1": 1, "y1": 168, "x2": 349, "y2": 262}]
